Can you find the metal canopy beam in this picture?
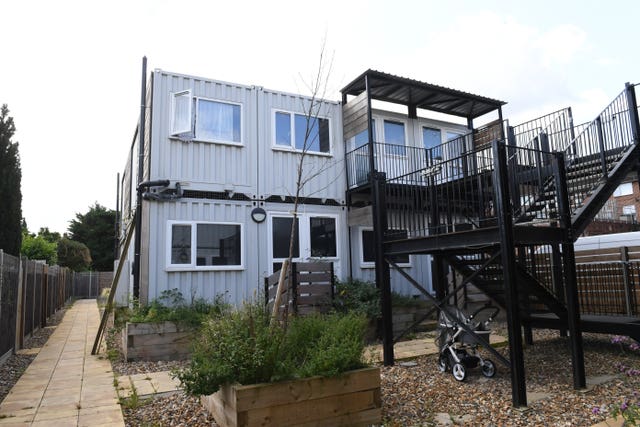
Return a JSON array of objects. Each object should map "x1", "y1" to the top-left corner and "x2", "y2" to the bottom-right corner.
[{"x1": 341, "y1": 69, "x2": 506, "y2": 120}]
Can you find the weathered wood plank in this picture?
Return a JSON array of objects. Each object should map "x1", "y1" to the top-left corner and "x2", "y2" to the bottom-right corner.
[
  {"x1": 297, "y1": 272, "x2": 332, "y2": 283},
  {"x1": 243, "y1": 390, "x2": 378, "y2": 427},
  {"x1": 233, "y1": 367, "x2": 380, "y2": 411}
]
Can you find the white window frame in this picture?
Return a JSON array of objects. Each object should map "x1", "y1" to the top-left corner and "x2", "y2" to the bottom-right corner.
[
  {"x1": 193, "y1": 97, "x2": 244, "y2": 146},
  {"x1": 267, "y1": 212, "x2": 340, "y2": 274},
  {"x1": 170, "y1": 90, "x2": 192, "y2": 135},
  {"x1": 359, "y1": 226, "x2": 411, "y2": 269},
  {"x1": 379, "y1": 117, "x2": 408, "y2": 158},
  {"x1": 169, "y1": 92, "x2": 244, "y2": 146},
  {"x1": 166, "y1": 220, "x2": 244, "y2": 271},
  {"x1": 271, "y1": 108, "x2": 333, "y2": 156}
]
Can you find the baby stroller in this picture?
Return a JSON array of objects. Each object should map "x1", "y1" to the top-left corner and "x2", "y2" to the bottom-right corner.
[{"x1": 436, "y1": 304, "x2": 500, "y2": 381}]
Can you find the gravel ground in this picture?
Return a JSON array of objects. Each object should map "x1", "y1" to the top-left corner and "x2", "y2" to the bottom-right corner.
[
  {"x1": 115, "y1": 324, "x2": 640, "y2": 427},
  {"x1": 0, "y1": 306, "x2": 67, "y2": 403},
  {"x1": 6, "y1": 312, "x2": 638, "y2": 426}
]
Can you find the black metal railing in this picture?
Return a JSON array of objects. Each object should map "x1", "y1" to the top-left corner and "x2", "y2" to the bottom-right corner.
[
  {"x1": 509, "y1": 146, "x2": 560, "y2": 223},
  {"x1": 563, "y1": 87, "x2": 636, "y2": 214},
  {"x1": 384, "y1": 142, "x2": 496, "y2": 239},
  {"x1": 512, "y1": 108, "x2": 574, "y2": 152}
]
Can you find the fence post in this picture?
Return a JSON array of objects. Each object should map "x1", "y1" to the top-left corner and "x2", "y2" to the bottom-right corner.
[
  {"x1": 15, "y1": 256, "x2": 24, "y2": 351},
  {"x1": 620, "y1": 246, "x2": 633, "y2": 315},
  {"x1": 41, "y1": 264, "x2": 48, "y2": 328},
  {"x1": 291, "y1": 262, "x2": 298, "y2": 315},
  {"x1": 0, "y1": 250, "x2": 3, "y2": 341}
]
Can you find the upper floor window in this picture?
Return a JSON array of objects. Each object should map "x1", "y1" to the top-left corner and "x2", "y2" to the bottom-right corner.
[
  {"x1": 274, "y1": 111, "x2": 330, "y2": 154},
  {"x1": 167, "y1": 221, "x2": 243, "y2": 270},
  {"x1": 353, "y1": 120, "x2": 376, "y2": 150},
  {"x1": 171, "y1": 91, "x2": 242, "y2": 145},
  {"x1": 383, "y1": 120, "x2": 406, "y2": 156},
  {"x1": 614, "y1": 182, "x2": 634, "y2": 197},
  {"x1": 423, "y1": 127, "x2": 442, "y2": 160}
]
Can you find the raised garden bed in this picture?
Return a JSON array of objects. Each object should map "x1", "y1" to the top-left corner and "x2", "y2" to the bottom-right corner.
[
  {"x1": 123, "y1": 321, "x2": 194, "y2": 361},
  {"x1": 200, "y1": 366, "x2": 381, "y2": 427}
]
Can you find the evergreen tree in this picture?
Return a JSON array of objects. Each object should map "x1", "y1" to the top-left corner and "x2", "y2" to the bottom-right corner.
[
  {"x1": 57, "y1": 237, "x2": 92, "y2": 271},
  {"x1": 68, "y1": 203, "x2": 115, "y2": 271},
  {"x1": 0, "y1": 104, "x2": 22, "y2": 256}
]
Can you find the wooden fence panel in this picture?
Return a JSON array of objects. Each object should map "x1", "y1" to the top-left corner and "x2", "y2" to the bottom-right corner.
[
  {"x1": 0, "y1": 252, "x2": 20, "y2": 362},
  {"x1": 265, "y1": 262, "x2": 335, "y2": 316}
]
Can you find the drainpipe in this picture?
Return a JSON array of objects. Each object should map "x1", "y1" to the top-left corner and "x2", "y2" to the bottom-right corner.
[{"x1": 133, "y1": 56, "x2": 147, "y2": 300}]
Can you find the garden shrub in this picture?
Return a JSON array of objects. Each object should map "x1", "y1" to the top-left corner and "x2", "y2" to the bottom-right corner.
[
  {"x1": 175, "y1": 302, "x2": 368, "y2": 396},
  {"x1": 333, "y1": 278, "x2": 380, "y2": 318},
  {"x1": 127, "y1": 289, "x2": 229, "y2": 328}
]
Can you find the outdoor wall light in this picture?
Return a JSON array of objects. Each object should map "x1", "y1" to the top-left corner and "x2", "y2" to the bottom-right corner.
[{"x1": 251, "y1": 207, "x2": 267, "y2": 223}]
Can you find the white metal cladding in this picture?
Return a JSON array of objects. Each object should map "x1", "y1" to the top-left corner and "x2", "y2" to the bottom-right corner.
[
  {"x1": 146, "y1": 199, "x2": 261, "y2": 307},
  {"x1": 348, "y1": 226, "x2": 433, "y2": 296},
  {"x1": 257, "y1": 88, "x2": 345, "y2": 202},
  {"x1": 150, "y1": 71, "x2": 258, "y2": 195}
]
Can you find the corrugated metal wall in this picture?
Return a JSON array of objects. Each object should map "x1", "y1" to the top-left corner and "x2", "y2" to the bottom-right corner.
[
  {"x1": 151, "y1": 72, "x2": 258, "y2": 195},
  {"x1": 257, "y1": 89, "x2": 345, "y2": 201},
  {"x1": 147, "y1": 199, "x2": 259, "y2": 306},
  {"x1": 119, "y1": 69, "x2": 437, "y2": 305},
  {"x1": 348, "y1": 226, "x2": 433, "y2": 296}
]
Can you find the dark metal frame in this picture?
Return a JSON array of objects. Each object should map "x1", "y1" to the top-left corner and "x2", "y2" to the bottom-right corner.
[{"x1": 342, "y1": 71, "x2": 640, "y2": 407}]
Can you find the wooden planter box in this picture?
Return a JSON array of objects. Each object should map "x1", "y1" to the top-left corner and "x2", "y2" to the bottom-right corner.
[
  {"x1": 201, "y1": 367, "x2": 381, "y2": 427},
  {"x1": 123, "y1": 321, "x2": 194, "y2": 361}
]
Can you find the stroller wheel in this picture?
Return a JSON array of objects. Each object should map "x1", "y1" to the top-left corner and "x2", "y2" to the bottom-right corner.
[
  {"x1": 452, "y1": 363, "x2": 466, "y2": 381},
  {"x1": 481, "y1": 359, "x2": 496, "y2": 378},
  {"x1": 438, "y1": 354, "x2": 449, "y2": 372}
]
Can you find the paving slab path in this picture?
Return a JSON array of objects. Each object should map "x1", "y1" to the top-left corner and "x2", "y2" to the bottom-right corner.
[{"x1": 0, "y1": 299, "x2": 124, "y2": 426}]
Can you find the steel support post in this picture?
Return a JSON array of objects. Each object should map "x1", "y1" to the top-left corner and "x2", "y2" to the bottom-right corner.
[
  {"x1": 553, "y1": 151, "x2": 586, "y2": 389},
  {"x1": 492, "y1": 140, "x2": 527, "y2": 407},
  {"x1": 372, "y1": 172, "x2": 393, "y2": 366}
]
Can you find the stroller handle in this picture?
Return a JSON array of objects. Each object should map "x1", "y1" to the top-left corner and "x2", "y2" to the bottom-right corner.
[{"x1": 469, "y1": 305, "x2": 500, "y2": 322}]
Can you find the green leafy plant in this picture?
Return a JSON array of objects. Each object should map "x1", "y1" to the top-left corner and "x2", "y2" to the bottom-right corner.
[
  {"x1": 128, "y1": 289, "x2": 229, "y2": 328},
  {"x1": 333, "y1": 278, "x2": 381, "y2": 319},
  {"x1": 174, "y1": 301, "x2": 368, "y2": 396}
]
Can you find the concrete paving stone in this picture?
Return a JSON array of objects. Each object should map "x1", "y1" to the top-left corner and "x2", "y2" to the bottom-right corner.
[
  {"x1": 42, "y1": 388, "x2": 80, "y2": 399},
  {"x1": 0, "y1": 414, "x2": 35, "y2": 425},
  {"x1": 31, "y1": 419, "x2": 78, "y2": 427},
  {"x1": 32, "y1": 407, "x2": 79, "y2": 422},
  {"x1": 0, "y1": 400, "x2": 40, "y2": 413},
  {"x1": 77, "y1": 405, "x2": 124, "y2": 426},
  {"x1": 40, "y1": 395, "x2": 81, "y2": 408}
]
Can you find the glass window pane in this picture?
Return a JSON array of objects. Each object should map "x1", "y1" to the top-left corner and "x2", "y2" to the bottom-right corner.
[
  {"x1": 310, "y1": 217, "x2": 336, "y2": 257},
  {"x1": 384, "y1": 120, "x2": 405, "y2": 155},
  {"x1": 172, "y1": 92, "x2": 191, "y2": 135},
  {"x1": 275, "y1": 112, "x2": 291, "y2": 146},
  {"x1": 362, "y1": 230, "x2": 375, "y2": 263},
  {"x1": 614, "y1": 183, "x2": 633, "y2": 196},
  {"x1": 354, "y1": 129, "x2": 368, "y2": 149},
  {"x1": 423, "y1": 127, "x2": 442, "y2": 160},
  {"x1": 196, "y1": 100, "x2": 241, "y2": 142},
  {"x1": 196, "y1": 224, "x2": 241, "y2": 266},
  {"x1": 171, "y1": 225, "x2": 191, "y2": 264},
  {"x1": 272, "y1": 217, "x2": 299, "y2": 259},
  {"x1": 295, "y1": 115, "x2": 330, "y2": 153}
]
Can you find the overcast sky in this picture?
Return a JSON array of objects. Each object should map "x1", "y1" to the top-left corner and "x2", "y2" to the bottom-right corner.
[{"x1": 3, "y1": 0, "x2": 639, "y2": 234}]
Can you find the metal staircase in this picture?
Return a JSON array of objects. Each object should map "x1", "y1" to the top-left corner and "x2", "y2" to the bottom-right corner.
[{"x1": 443, "y1": 83, "x2": 640, "y2": 335}]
